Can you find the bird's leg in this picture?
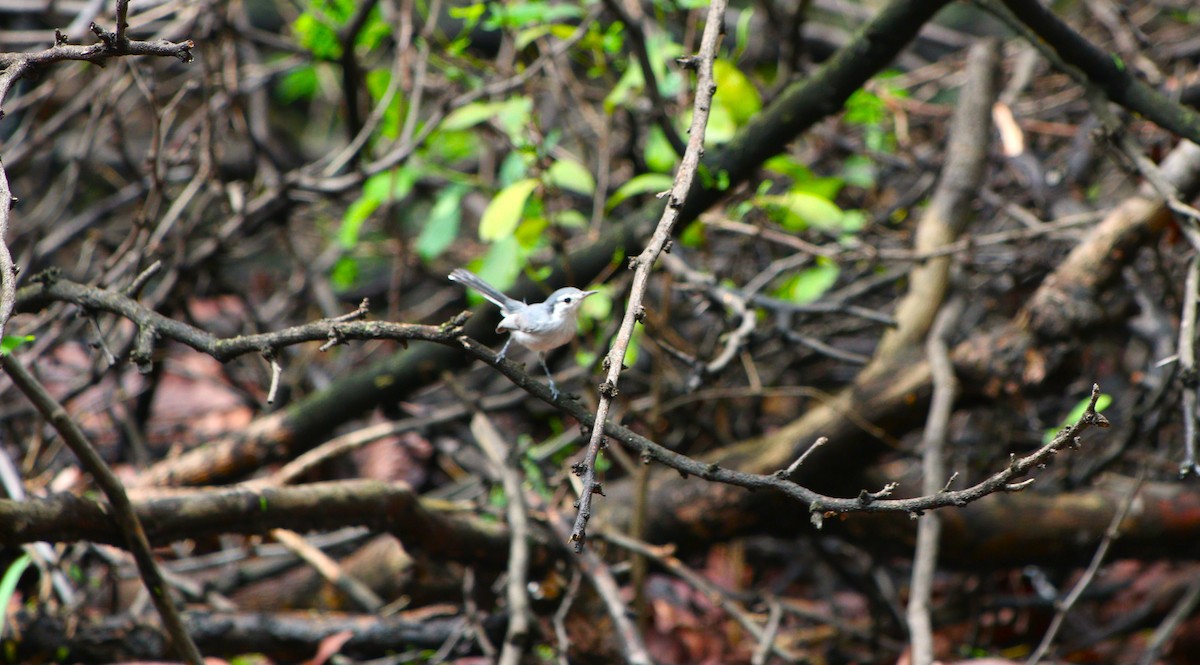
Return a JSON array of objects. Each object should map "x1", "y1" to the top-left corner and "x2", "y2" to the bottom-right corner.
[
  {"x1": 538, "y1": 353, "x2": 560, "y2": 400},
  {"x1": 496, "y1": 337, "x2": 513, "y2": 363}
]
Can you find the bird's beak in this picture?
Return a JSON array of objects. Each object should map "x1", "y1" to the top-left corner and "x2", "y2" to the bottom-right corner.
[{"x1": 582, "y1": 290, "x2": 598, "y2": 298}]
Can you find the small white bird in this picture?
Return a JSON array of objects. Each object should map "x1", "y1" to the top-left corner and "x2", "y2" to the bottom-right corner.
[{"x1": 449, "y1": 268, "x2": 596, "y2": 398}]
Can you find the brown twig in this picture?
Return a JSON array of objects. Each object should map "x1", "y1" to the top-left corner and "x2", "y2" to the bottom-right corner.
[
  {"x1": 570, "y1": 0, "x2": 727, "y2": 551},
  {"x1": 907, "y1": 296, "x2": 962, "y2": 665},
  {"x1": 470, "y1": 412, "x2": 535, "y2": 665},
  {"x1": 1026, "y1": 471, "x2": 1145, "y2": 664}
]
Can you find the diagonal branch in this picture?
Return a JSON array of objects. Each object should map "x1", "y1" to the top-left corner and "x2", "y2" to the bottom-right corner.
[{"x1": 570, "y1": 0, "x2": 727, "y2": 551}]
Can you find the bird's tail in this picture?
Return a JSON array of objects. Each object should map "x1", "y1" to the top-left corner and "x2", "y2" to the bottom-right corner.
[{"x1": 448, "y1": 268, "x2": 520, "y2": 311}]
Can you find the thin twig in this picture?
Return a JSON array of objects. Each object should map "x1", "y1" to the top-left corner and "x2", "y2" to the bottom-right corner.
[
  {"x1": 269, "y1": 527, "x2": 384, "y2": 611},
  {"x1": 1178, "y1": 255, "x2": 1200, "y2": 476},
  {"x1": 1135, "y1": 573, "x2": 1200, "y2": 665},
  {"x1": 1026, "y1": 472, "x2": 1145, "y2": 665},
  {"x1": 907, "y1": 296, "x2": 962, "y2": 665},
  {"x1": 471, "y1": 413, "x2": 534, "y2": 665},
  {"x1": 0, "y1": 162, "x2": 14, "y2": 342},
  {"x1": 570, "y1": 0, "x2": 727, "y2": 551},
  {"x1": 548, "y1": 509, "x2": 652, "y2": 665}
]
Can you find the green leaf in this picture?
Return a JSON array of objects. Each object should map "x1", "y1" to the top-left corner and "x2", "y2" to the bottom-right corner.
[
  {"x1": 426, "y1": 127, "x2": 480, "y2": 163},
  {"x1": 607, "y1": 173, "x2": 674, "y2": 210},
  {"x1": 416, "y1": 185, "x2": 467, "y2": 261},
  {"x1": 791, "y1": 176, "x2": 845, "y2": 202},
  {"x1": 545, "y1": 158, "x2": 595, "y2": 196},
  {"x1": 480, "y1": 178, "x2": 539, "y2": 241},
  {"x1": 498, "y1": 150, "x2": 531, "y2": 187},
  {"x1": 276, "y1": 65, "x2": 319, "y2": 103},
  {"x1": 603, "y1": 33, "x2": 683, "y2": 113},
  {"x1": 778, "y1": 258, "x2": 839, "y2": 304},
  {"x1": 0, "y1": 554, "x2": 31, "y2": 638},
  {"x1": 693, "y1": 103, "x2": 736, "y2": 143},
  {"x1": 485, "y1": 1, "x2": 582, "y2": 30},
  {"x1": 581, "y1": 285, "x2": 612, "y2": 321},
  {"x1": 496, "y1": 96, "x2": 534, "y2": 139},
  {"x1": 443, "y1": 97, "x2": 532, "y2": 140},
  {"x1": 292, "y1": 12, "x2": 342, "y2": 60},
  {"x1": 552, "y1": 209, "x2": 588, "y2": 229},
  {"x1": 362, "y1": 167, "x2": 417, "y2": 204},
  {"x1": 339, "y1": 197, "x2": 379, "y2": 248},
  {"x1": 515, "y1": 25, "x2": 554, "y2": 50},
  {"x1": 443, "y1": 101, "x2": 509, "y2": 131},
  {"x1": 757, "y1": 191, "x2": 845, "y2": 231},
  {"x1": 623, "y1": 324, "x2": 642, "y2": 368},
  {"x1": 680, "y1": 219, "x2": 706, "y2": 248},
  {"x1": 448, "y1": 2, "x2": 486, "y2": 28},
  {"x1": 515, "y1": 23, "x2": 579, "y2": 49},
  {"x1": 841, "y1": 154, "x2": 877, "y2": 188},
  {"x1": 1, "y1": 334, "x2": 35, "y2": 356},
  {"x1": 643, "y1": 125, "x2": 678, "y2": 172},
  {"x1": 712, "y1": 60, "x2": 761, "y2": 125},
  {"x1": 1044, "y1": 394, "x2": 1113, "y2": 443},
  {"x1": 364, "y1": 69, "x2": 405, "y2": 139},
  {"x1": 732, "y1": 7, "x2": 754, "y2": 60},
  {"x1": 764, "y1": 155, "x2": 814, "y2": 182},
  {"x1": 477, "y1": 236, "x2": 525, "y2": 292},
  {"x1": 844, "y1": 88, "x2": 885, "y2": 126},
  {"x1": 331, "y1": 256, "x2": 359, "y2": 289},
  {"x1": 515, "y1": 217, "x2": 550, "y2": 250}
]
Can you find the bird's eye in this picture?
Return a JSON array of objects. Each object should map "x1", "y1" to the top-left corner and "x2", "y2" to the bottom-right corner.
[{"x1": 563, "y1": 297, "x2": 574, "y2": 304}]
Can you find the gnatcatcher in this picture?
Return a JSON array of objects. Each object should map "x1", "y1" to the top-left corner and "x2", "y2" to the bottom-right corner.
[{"x1": 449, "y1": 268, "x2": 597, "y2": 399}]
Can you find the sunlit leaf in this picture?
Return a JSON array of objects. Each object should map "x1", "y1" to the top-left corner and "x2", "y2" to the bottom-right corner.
[
  {"x1": 0, "y1": 554, "x2": 31, "y2": 637},
  {"x1": 331, "y1": 255, "x2": 359, "y2": 289},
  {"x1": 713, "y1": 60, "x2": 761, "y2": 125},
  {"x1": 764, "y1": 155, "x2": 814, "y2": 181},
  {"x1": 498, "y1": 150, "x2": 530, "y2": 187},
  {"x1": 484, "y1": 1, "x2": 582, "y2": 30},
  {"x1": 552, "y1": 209, "x2": 588, "y2": 228},
  {"x1": 757, "y1": 191, "x2": 845, "y2": 231},
  {"x1": 0, "y1": 334, "x2": 35, "y2": 356},
  {"x1": 292, "y1": 12, "x2": 341, "y2": 60},
  {"x1": 515, "y1": 217, "x2": 550, "y2": 250},
  {"x1": 791, "y1": 175, "x2": 845, "y2": 202},
  {"x1": 449, "y1": 2, "x2": 486, "y2": 28},
  {"x1": 607, "y1": 173, "x2": 674, "y2": 210},
  {"x1": 416, "y1": 185, "x2": 466, "y2": 261},
  {"x1": 643, "y1": 125, "x2": 678, "y2": 172},
  {"x1": 339, "y1": 198, "x2": 379, "y2": 248},
  {"x1": 364, "y1": 69, "x2": 406, "y2": 139},
  {"x1": 1043, "y1": 393, "x2": 1113, "y2": 443},
  {"x1": 698, "y1": 104, "x2": 736, "y2": 143},
  {"x1": 581, "y1": 285, "x2": 612, "y2": 321},
  {"x1": 480, "y1": 178, "x2": 539, "y2": 241},
  {"x1": 778, "y1": 258, "x2": 839, "y2": 304},
  {"x1": 445, "y1": 100, "x2": 508, "y2": 131},
  {"x1": 277, "y1": 65, "x2": 319, "y2": 103},
  {"x1": 362, "y1": 167, "x2": 417, "y2": 204},
  {"x1": 545, "y1": 158, "x2": 595, "y2": 196},
  {"x1": 603, "y1": 33, "x2": 683, "y2": 113},
  {"x1": 477, "y1": 236, "x2": 525, "y2": 292},
  {"x1": 680, "y1": 219, "x2": 706, "y2": 248}
]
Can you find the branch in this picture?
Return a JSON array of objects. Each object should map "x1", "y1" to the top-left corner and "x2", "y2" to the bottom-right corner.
[
  {"x1": 570, "y1": 0, "x2": 727, "y2": 552},
  {"x1": 993, "y1": 0, "x2": 1200, "y2": 145},
  {"x1": 16, "y1": 274, "x2": 467, "y2": 364}
]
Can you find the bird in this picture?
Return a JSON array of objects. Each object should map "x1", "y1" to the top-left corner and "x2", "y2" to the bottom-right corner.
[{"x1": 449, "y1": 268, "x2": 596, "y2": 399}]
